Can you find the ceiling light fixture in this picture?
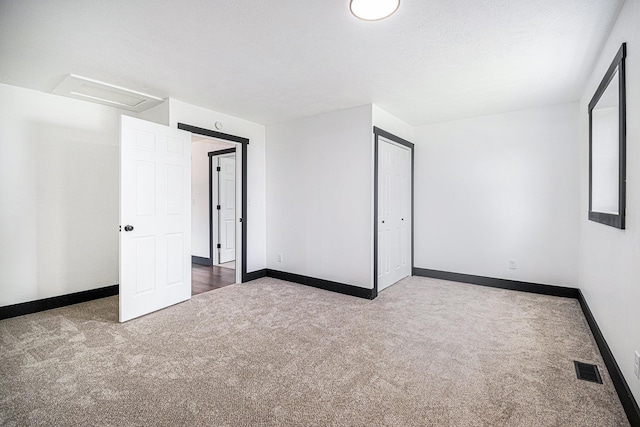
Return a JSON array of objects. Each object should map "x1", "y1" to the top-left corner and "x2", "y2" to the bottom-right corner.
[{"x1": 350, "y1": 0, "x2": 400, "y2": 21}]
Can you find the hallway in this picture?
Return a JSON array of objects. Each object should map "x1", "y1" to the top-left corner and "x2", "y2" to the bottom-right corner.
[{"x1": 191, "y1": 264, "x2": 235, "y2": 295}]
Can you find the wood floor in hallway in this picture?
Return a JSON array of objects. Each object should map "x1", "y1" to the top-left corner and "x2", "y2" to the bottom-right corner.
[{"x1": 191, "y1": 264, "x2": 236, "y2": 295}]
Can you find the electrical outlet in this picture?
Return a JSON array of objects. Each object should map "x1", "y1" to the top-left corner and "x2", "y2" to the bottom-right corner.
[
  {"x1": 634, "y1": 350, "x2": 640, "y2": 379},
  {"x1": 508, "y1": 259, "x2": 517, "y2": 270},
  {"x1": 277, "y1": 253, "x2": 283, "y2": 262}
]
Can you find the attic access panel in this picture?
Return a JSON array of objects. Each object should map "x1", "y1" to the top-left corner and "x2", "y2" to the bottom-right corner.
[{"x1": 53, "y1": 74, "x2": 164, "y2": 112}]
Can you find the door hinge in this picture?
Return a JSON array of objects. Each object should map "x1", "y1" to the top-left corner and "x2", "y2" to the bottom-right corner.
[
  {"x1": 216, "y1": 205, "x2": 221, "y2": 210},
  {"x1": 216, "y1": 166, "x2": 221, "y2": 172},
  {"x1": 217, "y1": 243, "x2": 221, "y2": 249}
]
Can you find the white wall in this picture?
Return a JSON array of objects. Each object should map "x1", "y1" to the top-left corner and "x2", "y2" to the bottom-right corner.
[
  {"x1": 0, "y1": 87, "x2": 268, "y2": 307},
  {"x1": 266, "y1": 105, "x2": 373, "y2": 288},
  {"x1": 413, "y1": 103, "x2": 580, "y2": 287},
  {"x1": 0, "y1": 83, "x2": 122, "y2": 306},
  {"x1": 169, "y1": 99, "x2": 267, "y2": 273},
  {"x1": 578, "y1": 0, "x2": 640, "y2": 403}
]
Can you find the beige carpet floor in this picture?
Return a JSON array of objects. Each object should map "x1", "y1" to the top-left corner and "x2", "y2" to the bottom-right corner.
[{"x1": 0, "y1": 276, "x2": 630, "y2": 426}]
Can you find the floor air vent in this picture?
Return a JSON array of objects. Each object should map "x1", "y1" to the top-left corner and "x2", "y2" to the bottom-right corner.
[{"x1": 574, "y1": 361, "x2": 603, "y2": 384}]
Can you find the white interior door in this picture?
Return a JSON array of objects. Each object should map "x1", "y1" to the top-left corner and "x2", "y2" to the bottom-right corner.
[
  {"x1": 120, "y1": 115, "x2": 192, "y2": 322},
  {"x1": 378, "y1": 137, "x2": 411, "y2": 292},
  {"x1": 218, "y1": 155, "x2": 236, "y2": 263}
]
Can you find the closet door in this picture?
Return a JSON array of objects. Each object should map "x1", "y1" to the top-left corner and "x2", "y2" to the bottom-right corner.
[{"x1": 378, "y1": 137, "x2": 411, "y2": 292}]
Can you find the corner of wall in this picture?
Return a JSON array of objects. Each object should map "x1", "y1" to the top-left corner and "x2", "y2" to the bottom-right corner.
[
  {"x1": 372, "y1": 104, "x2": 414, "y2": 142},
  {"x1": 136, "y1": 99, "x2": 170, "y2": 125}
]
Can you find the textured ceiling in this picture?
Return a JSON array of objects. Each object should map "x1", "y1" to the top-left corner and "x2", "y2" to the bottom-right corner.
[{"x1": 0, "y1": 0, "x2": 624, "y2": 125}]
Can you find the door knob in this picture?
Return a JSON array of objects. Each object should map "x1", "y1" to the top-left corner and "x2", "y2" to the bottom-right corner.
[{"x1": 124, "y1": 225, "x2": 134, "y2": 232}]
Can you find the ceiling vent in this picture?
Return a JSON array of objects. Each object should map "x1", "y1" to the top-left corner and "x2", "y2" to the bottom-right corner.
[{"x1": 52, "y1": 74, "x2": 164, "y2": 112}]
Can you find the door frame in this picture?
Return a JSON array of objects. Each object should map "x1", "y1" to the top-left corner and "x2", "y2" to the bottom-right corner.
[
  {"x1": 210, "y1": 149, "x2": 236, "y2": 265},
  {"x1": 178, "y1": 123, "x2": 250, "y2": 283},
  {"x1": 373, "y1": 126, "x2": 415, "y2": 298}
]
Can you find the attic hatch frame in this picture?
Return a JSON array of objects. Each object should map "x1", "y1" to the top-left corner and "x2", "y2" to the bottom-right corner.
[{"x1": 52, "y1": 74, "x2": 164, "y2": 112}]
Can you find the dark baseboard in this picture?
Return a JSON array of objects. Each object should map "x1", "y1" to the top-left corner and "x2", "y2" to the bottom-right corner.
[
  {"x1": 265, "y1": 269, "x2": 374, "y2": 300},
  {"x1": 0, "y1": 285, "x2": 119, "y2": 320},
  {"x1": 413, "y1": 268, "x2": 580, "y2": 299},
  {"x1": 245, "y1": 269, "x2": 267, "y2": 281},
  {"x1": 192, "y1": 256, "x2": 213, "y2": 266},
  {"x1": 578, "y1": 291, "x2": 640, "y2": 426}
]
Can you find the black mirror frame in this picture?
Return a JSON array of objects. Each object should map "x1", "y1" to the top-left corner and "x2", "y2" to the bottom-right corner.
[{"x1": 588, "y1": 42, "x2": 627, "y2": 229}]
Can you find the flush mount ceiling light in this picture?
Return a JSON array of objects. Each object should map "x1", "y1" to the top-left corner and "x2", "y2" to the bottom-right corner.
[
  {"x1": 350, "y1": 0, "x2": 400, "y2": 21},
  {"x1": 52, "y1": 74, "x2": 164, "y2": 112}
]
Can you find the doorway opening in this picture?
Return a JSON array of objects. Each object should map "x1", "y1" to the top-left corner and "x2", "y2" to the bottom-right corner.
[
  {"x1": 373, "y1": 127, "x2": 414, "y2": 298},
  {"x1": 190, "y1": 135, "x2": 237, "y2": 295},
  {"x1": 179, "y1": 123, "x2": 250, "y2": 295}
]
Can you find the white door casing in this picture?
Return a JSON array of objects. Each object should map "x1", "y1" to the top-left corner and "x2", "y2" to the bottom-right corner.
[
  {"x1": 120, "y1": 115, "x2": 192, "y2": 322},
  {"x1": 378, "y1": 137, "x2": 411, "y2": 292},
  {"x1": 218, "y1": 155, "x2": 236, "y2": 263}
]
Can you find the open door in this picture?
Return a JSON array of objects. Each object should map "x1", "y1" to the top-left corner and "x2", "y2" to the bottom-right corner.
[{"x1": 119, "y1": 116, "x2": 192, "y2": 322}]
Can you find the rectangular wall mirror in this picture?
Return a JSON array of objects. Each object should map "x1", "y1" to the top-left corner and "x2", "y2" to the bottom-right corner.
[{"x1": 589, "y1": 43, "x2": 626, "y2": 229}]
